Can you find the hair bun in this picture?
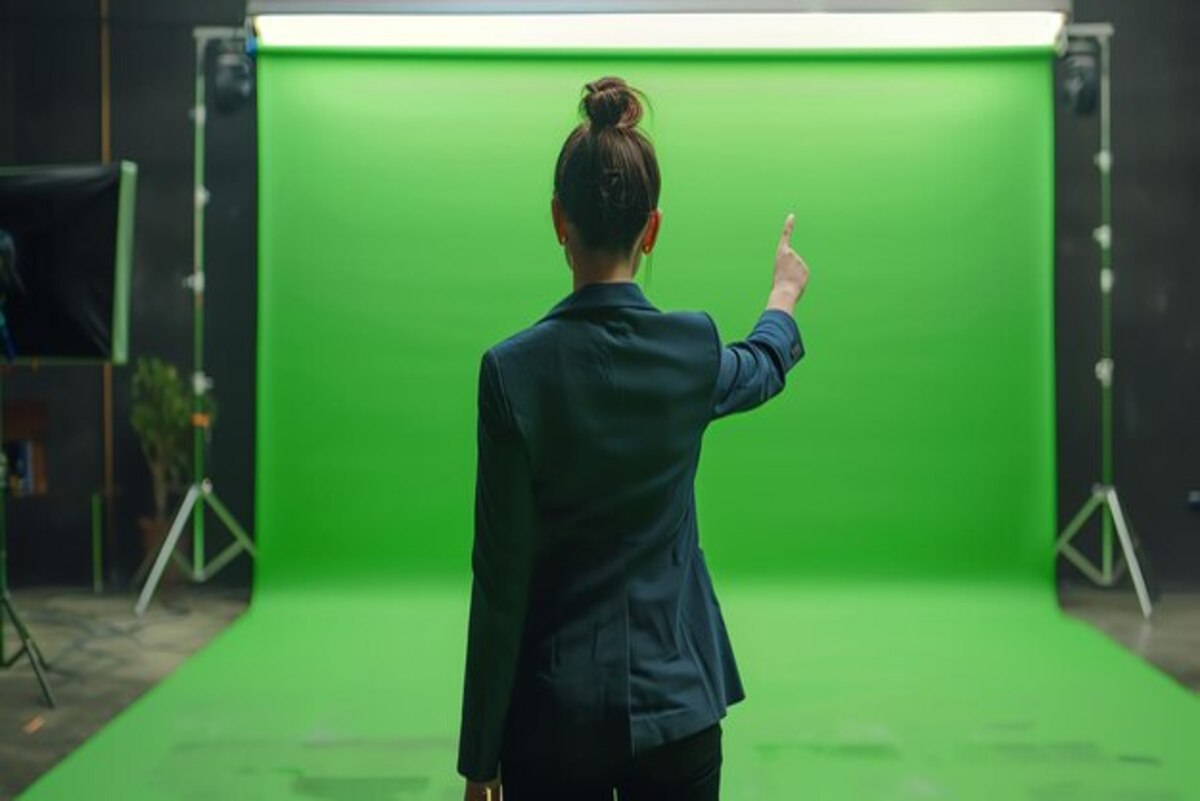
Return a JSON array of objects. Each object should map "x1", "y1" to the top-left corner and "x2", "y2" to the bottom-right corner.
[{"x1": 582, "y1": 77, "x2": 643, "y2": 131}]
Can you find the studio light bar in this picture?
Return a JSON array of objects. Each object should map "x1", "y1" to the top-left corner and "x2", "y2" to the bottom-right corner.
[{"x1": 254, "y1": 12, "x2": 1068, "y2": 51}]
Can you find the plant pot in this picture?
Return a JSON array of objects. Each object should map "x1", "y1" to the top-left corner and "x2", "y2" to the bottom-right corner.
[{"x1": 133, "y1": 515, "x2": 189, "y2": 592}]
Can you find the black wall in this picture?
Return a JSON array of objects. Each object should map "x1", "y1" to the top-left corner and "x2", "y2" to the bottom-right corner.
[
  {"x1": 1, "y1": 2, "x2": 1197, "y2": 588},
  {"x1": 0, "y1": 0, "x2": 255, "y2": 587},
  {"x1": 1056, "y1": 1, "x2": 1200, "y2": 587}
]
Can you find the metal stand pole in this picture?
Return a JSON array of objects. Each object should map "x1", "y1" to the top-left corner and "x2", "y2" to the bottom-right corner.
[
  {"x1": 1056, "y1": 24, "x2": 1152, "y2": 619},
  {"x1": 0, "y1": 374, "x2": 56, "y2": 706},
  {"x1": 135, "y1": 27, "x2": 255, "y2": 616}
]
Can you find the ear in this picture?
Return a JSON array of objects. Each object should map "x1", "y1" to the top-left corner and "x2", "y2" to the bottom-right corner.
[
  {"x1": 641, "y1": 209, "x2": 662, "y2": 254},
  {"x1": 551, "y1": 196, "x2": 567, "y2": 245}
]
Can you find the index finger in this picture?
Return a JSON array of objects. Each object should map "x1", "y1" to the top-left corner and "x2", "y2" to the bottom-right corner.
[{"x1": 779, "y1": 213, "x2": 795, "y2": 249}]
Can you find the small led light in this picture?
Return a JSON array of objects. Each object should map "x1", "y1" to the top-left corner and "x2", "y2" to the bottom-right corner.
[{"x1": 254, "y1": 12, "x2": 1067, "y2": 52}]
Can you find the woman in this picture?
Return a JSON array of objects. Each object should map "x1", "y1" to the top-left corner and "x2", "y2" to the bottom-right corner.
[{"x1": 458, "y1": 77, "x2": 809, "y2": 801}]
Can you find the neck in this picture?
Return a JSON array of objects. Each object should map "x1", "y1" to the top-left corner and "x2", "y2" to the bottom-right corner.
[
  {"x1": 569, "y1": 251, "x2": 638, "y2": 292},
  {"x1": 573, "y1": 271, "x2": 635, "y2": 292}
]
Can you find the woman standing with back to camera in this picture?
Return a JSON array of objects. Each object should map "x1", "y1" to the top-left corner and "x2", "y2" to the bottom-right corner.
[{"x1": 457, "y1": 77, "x2": 810, "y2": 801}]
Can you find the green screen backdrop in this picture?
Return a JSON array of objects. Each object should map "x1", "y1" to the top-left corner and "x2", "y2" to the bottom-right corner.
[
  {"x1": 22, "y1": 45, "x2": 1200, "y2": 801},
  {"x1": 256, "y1": 52, "x2": 1055, "y2": 591}
]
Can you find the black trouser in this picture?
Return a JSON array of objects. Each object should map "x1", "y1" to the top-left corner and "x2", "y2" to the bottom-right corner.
[{"x1": 502, "y1": 723, "x2": 722, "y2": 801}]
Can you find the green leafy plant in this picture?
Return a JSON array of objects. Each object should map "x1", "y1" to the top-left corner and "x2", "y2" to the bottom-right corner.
[{"x1": 130, "y1": 358, "x2": 193, "y2": 519}]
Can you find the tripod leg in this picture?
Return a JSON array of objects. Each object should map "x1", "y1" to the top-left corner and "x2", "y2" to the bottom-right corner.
[
  {"x1": 203, "y1": 491, "x2": 255, "y2": 556},
  {"x1": 197, "y1": 542, "x2": 243, "y2": 582},
  {"x1": 1056, "y1": 491, "x2": 1105, "y2": 550},
  {"x1": 1, "y1": 596, "x2": 55, "y2": 707},
  {"x1": 1060, "y1": 543, "x2": 1110, "y2": 586},
  {"x1": 192, "y1": 487, "x2": 255, "y2": 581},
  {"x1": 135, "y1": 485, "x2": 201, "y2": 617},
  {"x1": 0, "y1": 599, "x2": 19, "y2": 669},
  {"x1": 20, "y1": 615, "x2": 52, "y2": 671},
  {"x1": 1056, "y1": 491, "x2": 1110, "y2": 585},
  {"x1": 1105, "y1": 489, "x2": 1153, "y2": 619}
]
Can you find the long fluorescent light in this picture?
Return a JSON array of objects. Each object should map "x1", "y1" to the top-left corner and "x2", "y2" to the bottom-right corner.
[{"x1": 255, "y1": 12, "x2": 1067, "y2": 51}]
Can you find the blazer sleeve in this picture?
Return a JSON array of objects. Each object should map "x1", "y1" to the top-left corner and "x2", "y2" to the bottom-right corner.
[
  {"x1": 707, "y1": 309, "x2": 805, "y2": 420},
  {"x1": 457, "y1": 349, "x2": 537, "y2": 783}
]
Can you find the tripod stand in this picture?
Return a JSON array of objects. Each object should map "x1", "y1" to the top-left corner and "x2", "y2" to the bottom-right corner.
[
  {"x1": 134, "y1": 27, "x2": 256, "y2": 617},
  {"x1": 134, "y1": 479, "x2": 254, "y2": 617},
  {"x1": 1, "y1": 549, "x2": 56, "y2": 708},
  {"x1": 0, "y1": 375, "x2": 56, "y2": 706},
  {"x1": 1056, "y1": 24, "x2": 1153, "y2": 619}
]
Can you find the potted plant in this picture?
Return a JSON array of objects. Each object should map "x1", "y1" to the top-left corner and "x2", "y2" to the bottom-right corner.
[{"x1": 129, "y1": 357, "x2": 194, "y2": 585}]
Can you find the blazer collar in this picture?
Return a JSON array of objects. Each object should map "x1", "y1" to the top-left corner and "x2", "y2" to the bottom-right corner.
[{"x1": 542, "y1": 281, "x2": 657, "y2": 321}]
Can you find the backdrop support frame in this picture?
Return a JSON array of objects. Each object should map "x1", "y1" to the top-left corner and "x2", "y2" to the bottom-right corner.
[
  {"x1": 136, "y1": 27, "x2": 256, "y2": 616},
  {"x1": 1055, "y1": 23, "x2": 1152, "y2": 619}
]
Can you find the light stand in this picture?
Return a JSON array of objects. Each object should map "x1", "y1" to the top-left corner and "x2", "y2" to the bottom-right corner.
[
  {"x1": 0, "y1": 232, "x2": 54, "y2": 705},
  {"x1": 0, "y1": 374, "x2": 56, "y2": 706},
  {"x1": 136, "y1": 27, "x2": 256, "y2": 616},
  {"x1": 1055, "y1": 23, "x2": 1153, "y2": 619}
]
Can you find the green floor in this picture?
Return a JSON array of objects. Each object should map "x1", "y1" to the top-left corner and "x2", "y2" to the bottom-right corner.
[{"x1": 20, "y1": 581, "x2": 1200, "y2": 800}]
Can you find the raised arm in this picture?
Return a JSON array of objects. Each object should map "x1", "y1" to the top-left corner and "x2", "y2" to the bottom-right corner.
[{"x1": 711, "y1": 214, "x2": 811, "y2": 419}]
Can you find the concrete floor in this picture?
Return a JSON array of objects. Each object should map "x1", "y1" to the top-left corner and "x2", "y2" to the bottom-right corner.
[
  {"x1": 1059, "y1": 584, "x2": 1200, "y2": 692},
  {"x1": 0, "y1": 586, "x2": 249, "y2": 800},
  {"x1": 0, "y1": 584, "x2": 1195, "y2": 800}
]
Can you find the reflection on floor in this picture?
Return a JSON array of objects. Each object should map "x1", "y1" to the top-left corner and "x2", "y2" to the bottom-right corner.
[{"x1": 0, "y1": 582, "x2": 1195, "y2": 800}]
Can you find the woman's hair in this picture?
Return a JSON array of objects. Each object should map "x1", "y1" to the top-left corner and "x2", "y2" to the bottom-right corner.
[{"x1": 554, "y1": 77, "x2": 661, "y2": 255}]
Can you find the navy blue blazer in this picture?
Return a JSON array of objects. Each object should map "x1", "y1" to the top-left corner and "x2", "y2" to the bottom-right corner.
[{"x1": 457, "y1": 281, "x2": 803, "y2": 782}]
